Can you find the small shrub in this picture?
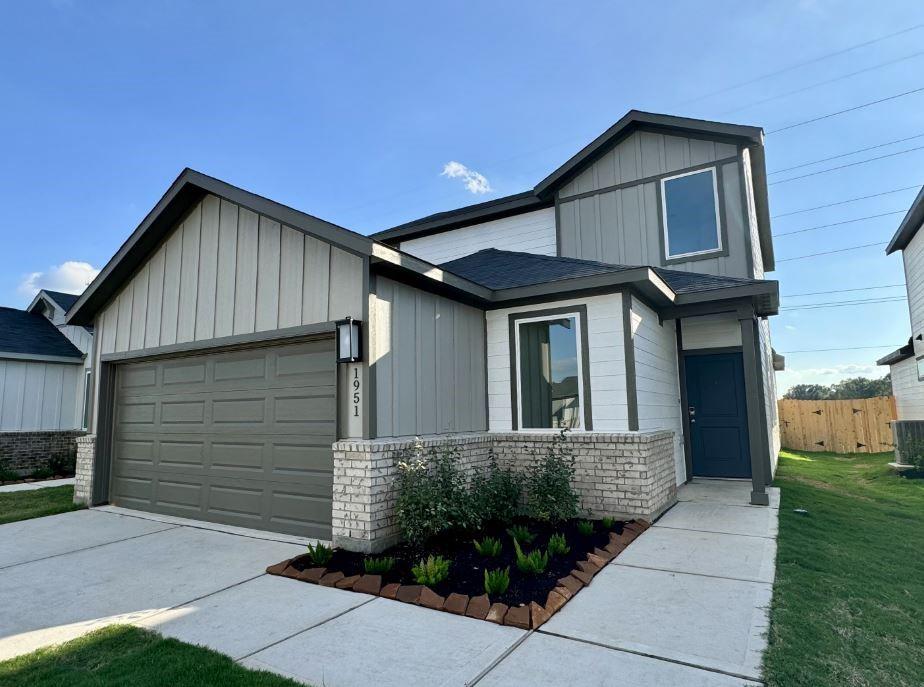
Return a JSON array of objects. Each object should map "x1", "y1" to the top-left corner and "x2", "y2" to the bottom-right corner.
[
  {"x1": 364, "y1": 556, "x2": 395, "y2": 574},
  {"x1": 601, "y1": 516, "x2": 615, "y2": 530},
  {"x1": 29, "y1": 467, "x2": 54, "y2": 480},
  {"x1": 395, "y1": 439, "x2": 479, "y2": 545},
  {"x1": 470, "y1": 456, "x2": 523, "y2": 524},
  {"x1": 576, "y1": 520, "x2": 594, "y2": 537},
  {"x1": 900, "y1": 438, "x2": 924, "y2": 472},
  {"x1": 513, "y1": 539, "x2": 549, "y2": 575},
  {"x1": 524, "y1": 429, "x2": 579, "y2": 523},
  {"x1": 0, "y1": 457, "x2": 19, "y2": 482},
  {"x1": 412, "y1": 555, "x2": 450, "y2": 586},
  {"x1": 547, "y1": 533, "x2": 570, "y2": 556},
  {"x1": 484, "y1": 567, "x2": 510, "y2": 596},
  {"x1": 48, "y1": 449, "x2": 76, "y2": 476},
  {"x1": 306, "y1": 542, "x2": 333, "y2": 566},
  {"x1": 506, "y1": 524, "x2": 536, "y2": 545},
  {"x1": 473, "y1": 536, "x2": 502, "y2": 558}
]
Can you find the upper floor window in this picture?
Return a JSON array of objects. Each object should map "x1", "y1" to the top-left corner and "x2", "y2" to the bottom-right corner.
[
  {"x1": 515, "y1": 313, "x2": 585, "y2": 429},
  {"x1": 661, "y1": 167, "x2": 722, "y2": 260}
]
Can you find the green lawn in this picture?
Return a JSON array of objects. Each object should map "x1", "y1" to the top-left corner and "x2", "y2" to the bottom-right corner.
[
  {"x1": 764, "y1": 449, "x2": 924, "y2": 687},
  {"x1": 0, "y1": 625, "x2": 304, "y2": 686},
  {"x1": 0, "y1": 485, "x2": 84, "y2": 525}
]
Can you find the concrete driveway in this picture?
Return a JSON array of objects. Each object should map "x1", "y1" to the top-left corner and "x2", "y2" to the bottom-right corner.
[{"x1": 0, "y1": 481, "x2": 777, "y2": 686}]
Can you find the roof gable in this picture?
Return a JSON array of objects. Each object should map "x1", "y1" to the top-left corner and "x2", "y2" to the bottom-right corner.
[{"x1": 67, "y1": 168, "x2": 374, "y2": 326}]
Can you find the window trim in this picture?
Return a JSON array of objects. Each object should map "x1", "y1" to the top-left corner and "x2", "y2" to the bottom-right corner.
[
  {"x1": 81, "y1": 368, "x2": 92, "y2": 431},
  {"x1": 660, "y1": 166, "x2": 724, "y2": 261},
  {"x1": 916, "y1": 354, "x2": 924, "y2": 382},
  {"x1": 508, "y1": 305, "x2": 593, "y2": 432}
]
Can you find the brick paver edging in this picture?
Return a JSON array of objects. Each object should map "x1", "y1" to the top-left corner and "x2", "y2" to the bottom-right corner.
[{"x1": 266, "y1": 519, "x2": 650, "y2": 630}]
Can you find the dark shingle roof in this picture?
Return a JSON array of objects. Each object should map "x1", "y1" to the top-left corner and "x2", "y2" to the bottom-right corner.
[
  {"x1": 876, "y1": 339, "x2": 914, "y2": 366},
  {"x1": 440, "y1": 249, "x2": 765, "y2": 295},
  {"x1": 0, "y1": 307, "x2": 84, "y2": 359},
  {"x1": 42, "y1": 290, "x2": 81, "y2": 312}
]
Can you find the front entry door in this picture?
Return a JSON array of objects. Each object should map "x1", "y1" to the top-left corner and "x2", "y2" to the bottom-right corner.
[{"x1": 684, "y1": 352, "x2": 751, "y2": 478}]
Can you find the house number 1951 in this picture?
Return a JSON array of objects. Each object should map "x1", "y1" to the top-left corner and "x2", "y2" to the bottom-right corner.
[{"x1": 352, "y1": 367, "x2": 361, "y2": 417}]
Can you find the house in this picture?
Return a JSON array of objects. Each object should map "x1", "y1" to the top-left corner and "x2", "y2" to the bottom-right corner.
[
  {"x1": 0, "y1": 290, "x2": 93, "y2": 475},
  {"x1": 877, "y1": 185, "x2": 924, "y2": 458},
  {"x1": 67, "y1": 110, "x2": 781, "y2": 552}
]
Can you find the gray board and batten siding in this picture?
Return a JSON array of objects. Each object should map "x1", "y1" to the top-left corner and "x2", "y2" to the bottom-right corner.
[
  {"x1": 109, "y1": 339, "x2": 336, "y2": 539},
  {"x1": 371, "y1": 276, "x2": 487, "y2": 438},
  {"x1": 90, "y1": 193, "x2": 365, "y2": 432},
  {"x1": 556, "y1": 130, "x2": 753, "y2": 278}
]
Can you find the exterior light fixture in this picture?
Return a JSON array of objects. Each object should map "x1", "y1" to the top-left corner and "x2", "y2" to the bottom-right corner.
[{"x1": 336, "y1": 317, "x2": 362, "y2": 363}]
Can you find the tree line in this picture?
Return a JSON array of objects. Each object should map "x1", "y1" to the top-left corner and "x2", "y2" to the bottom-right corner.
[{"x1": 783, "y1": 374, "x2": 892, "y2": 401}]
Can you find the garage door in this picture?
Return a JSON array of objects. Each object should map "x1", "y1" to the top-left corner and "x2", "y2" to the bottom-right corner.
[{"x1": 109, "y1": 338, "x2": 336, "y2": 539}]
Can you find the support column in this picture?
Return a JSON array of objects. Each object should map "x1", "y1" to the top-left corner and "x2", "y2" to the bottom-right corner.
[{"x1": 739, "y1": 313, "x2": 770, "y2": 506}]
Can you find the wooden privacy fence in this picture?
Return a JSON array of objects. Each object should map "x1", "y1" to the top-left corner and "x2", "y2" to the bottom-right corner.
[{"x1": 777, "y1": 396, "x2": 897, "y2": 454}]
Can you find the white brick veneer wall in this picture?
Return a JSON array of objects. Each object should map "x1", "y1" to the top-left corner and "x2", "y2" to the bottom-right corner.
[
  {"x1": 332, "y1": 430, "x2": 676, "y2": 553},
  {"x1": 74, "y1": 434, "x2": 96, "y2": 505}
]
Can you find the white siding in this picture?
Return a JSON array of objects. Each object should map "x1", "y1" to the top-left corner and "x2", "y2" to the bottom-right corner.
[
  {"x1": 891, "y1": 356, "x2": 924, "y2": 420},
  {"x1": 904, "y1": 227, "x2": 924, "y2": 358},
  {"x1": 398, "y1": 208, "x2": 556, "y2": 264},
  {"x1": 680, "y1": 314, "x2": 742, "y2": 350},
  {"x1": 0, "y1": 360, "x2": 83, "y2": 431},
  {"x1": 759, "y1": 318, "x2": 781, "y2": 473},
  {"x1": 630, "y1": 299, "x2": 686, "y2": 484},
  {"x1": 485, "y1": 293, "x2": 628, "y2": 432}
]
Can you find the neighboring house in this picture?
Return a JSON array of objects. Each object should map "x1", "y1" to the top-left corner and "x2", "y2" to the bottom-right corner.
[
  {"x1": 0, "y1": 290, "x2": 93, "y2": 475},
  {"x1": 877, "y1": 185, "x2": 924, "y2": 457},
  {"x1": 68, "y1": 110, "x2": 781, "y2": 551}
]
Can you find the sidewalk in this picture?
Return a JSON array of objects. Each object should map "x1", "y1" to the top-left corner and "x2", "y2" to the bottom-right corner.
[{"x1": 0, "y1": 477, "x2": 75, "y2": 493}]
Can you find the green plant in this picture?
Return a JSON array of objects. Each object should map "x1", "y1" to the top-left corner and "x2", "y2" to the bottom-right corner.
[
  {"x1": 524, "y1": 429, "x2": 579, "y2": 523},
  {"x1": 547, "y1": 533, "x2": 570, "y2": 556},
  {"x1": 513, "y1": 539, "x2": 549, "y2": 575},
  {"x1": 601, "y1": 516, "x2": 615, "y2": 530},
  {"x1": 506, "y1": 524, "x2": 535, "y2": 545},
  {"x1": 29, "y1": 467, "x2": 54, "y2": 480},
  {"x1": 305, "y1": 542, "x2": 333, "y2": 566},
  {"x1": 411, "y1": 555, "x2": 450, "y2": 586},
  {"x1": 363, "y1": 556, "x2": 395, "y2": 574},
  {"x1": 473, "y1": 536, "x2": 502, "y2": 557},
  {"x1": 899, "y1": 438, "x2": 924, "y2": 472},
  {"x1": 0, "y1": 457, "x2": 19, "y2": 482},
  {"x1": 48, "y1": 449, "x2": 76, "y2": 476},
  {"x1": 483, "y1": 567, "x2": 510, "y2": 595},
  {"x1": 395, "y1": 439, "x2": 480, "y2": 545},
  {"x1": 576, "y1": 520, "x2": 594, "y2": 536},
  {"x1": 470, "y1": 456, "x2": 523, "y2": 524}
]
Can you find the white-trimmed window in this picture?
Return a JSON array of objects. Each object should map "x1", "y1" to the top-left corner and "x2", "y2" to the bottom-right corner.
[
  {"x1": 916, "y1": 356, "x2": 924, "y2": 381},
  {"x1": 515, "y1": 313, "x2": 585, "y2": 429},
  {"x1": 81, "y1": 369, "x2": 91, "y2": 431},
  {"x1": 661, "y1": 167, "x2": 722, "y2": 260}
]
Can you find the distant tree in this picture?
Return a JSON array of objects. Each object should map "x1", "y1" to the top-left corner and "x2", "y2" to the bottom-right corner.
[
  {"x1": 783, "y1": 384, "x2": 831, "y2": 400},
  {"x1": 783, "y1": 374, "x2": 892, "y2": 401},
  {"x1": 828, "y1": 374, "x2": 892, "y2": 400}
]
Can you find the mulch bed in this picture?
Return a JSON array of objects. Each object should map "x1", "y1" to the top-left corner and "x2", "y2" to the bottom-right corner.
[{"x1": 267, "y1": 517, "x2": 651, "y2": 630}]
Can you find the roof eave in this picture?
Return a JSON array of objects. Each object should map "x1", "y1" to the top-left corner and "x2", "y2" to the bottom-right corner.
[{"x1": 885, "y1": 186, "x2": 924, "y2": 255}]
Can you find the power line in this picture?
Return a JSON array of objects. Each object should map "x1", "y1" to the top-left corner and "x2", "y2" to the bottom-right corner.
[
  {"x1": 677, "y1": 23, "x2": 924, "y2": 106},
  {"x1": 767, "y1": 85, "x2": 924, "y2": 134},
  {"x1": 780, "y1": 296, "x2": 906, "y2": 310},
  {"x1": 722, "y1": 50, "x2": 924, "y2": 117},
  {"x1": 772, "y1": 185, "x2": 922, "y2": 218},
  {"x1": 783, "y1": 284, "x2": 906, "y2": 298},
  {"x1": 769, "y1": 144, "x2": 924, "y2": 185},
  {"x1": 773, "y1": 210, "x2": 907, "y2": 237},
  {"x1": 780, "y1": 345, "x2": 904, "y2": 353},
  {"x1": 768, "y1": 133, "x2": 924, "y2": 175},
  {"x1": 777, "y1": 241, "x2": 887, "y2": 262}
]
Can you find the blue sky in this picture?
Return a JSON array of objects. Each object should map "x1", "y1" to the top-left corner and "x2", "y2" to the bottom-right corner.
[{"x1": 1, "y1": 1, "x2": 921, "y2": 394}]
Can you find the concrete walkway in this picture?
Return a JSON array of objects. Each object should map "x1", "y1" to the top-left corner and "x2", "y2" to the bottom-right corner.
[
  {"x1": 0, "y1": 477, "x2": 75, "y2": 493},
  {"x1": 0, "y1": 480, "x2": 778, "y2": 685}
]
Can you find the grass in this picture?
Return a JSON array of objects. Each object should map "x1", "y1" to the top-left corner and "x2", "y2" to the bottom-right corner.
[
  {"x1": 0, "y1": 625, "x2": 304, "y2": 686},
  {"x1": 764, "y1": 449, "x2": 924, "y2": 687},
  {"x1": 0, "y1": 485, "x2": 84, "y2": 525}
]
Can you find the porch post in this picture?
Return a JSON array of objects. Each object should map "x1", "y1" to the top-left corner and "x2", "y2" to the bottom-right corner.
[{"x1": 738, "y1": 312, "x2": 770, "y2": 506}]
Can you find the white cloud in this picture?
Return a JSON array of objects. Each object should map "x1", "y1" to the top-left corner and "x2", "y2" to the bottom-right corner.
[
  {"x1": 441, "y1": 161, "x2": 492, "y2": 194},
  {"x1": 784, "y1": 324, "x2": 797, "y2": 331},
  {"x1": 18, "y1": 261, "x2": 100, "y2": 298}
]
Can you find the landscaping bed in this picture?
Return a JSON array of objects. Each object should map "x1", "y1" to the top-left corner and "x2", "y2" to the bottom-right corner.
[{"x1": 267, "y1": 517, "x2": 650, "y2": 630}]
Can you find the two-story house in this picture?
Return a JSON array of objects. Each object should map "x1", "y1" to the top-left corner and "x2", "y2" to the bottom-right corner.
[
  {"x1": 66, "y1": 110, "x2": 781, "y2": 552},
  {"x1": 0, "y1": 289, "x2": 93, "y2": 476},
  {"x1": 878, "y1": 185, "x2": 924, "y2": 459}
]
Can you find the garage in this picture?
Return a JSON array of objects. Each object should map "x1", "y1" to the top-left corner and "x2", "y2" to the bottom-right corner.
[{"x1": 109, "y1": 338, "x2": 336, "y2": 539}]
